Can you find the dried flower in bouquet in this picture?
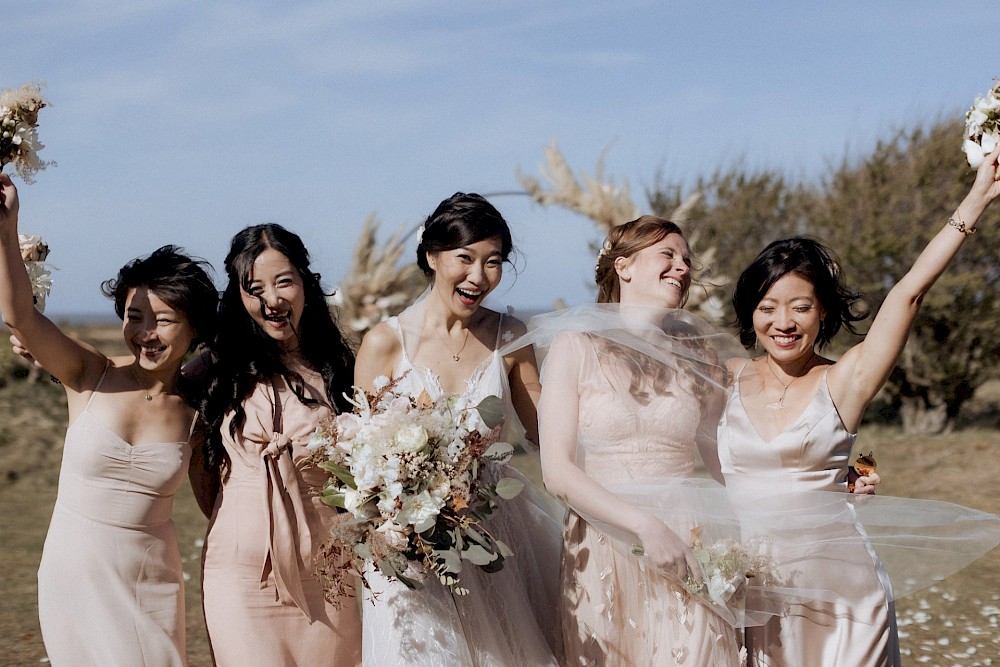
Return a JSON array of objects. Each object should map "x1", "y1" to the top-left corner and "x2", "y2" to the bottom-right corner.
[
  {"x1": 963, "y1": 79, "x2": 1000, "y2": 169},
  {"x1": 0, "y1": 82, "x2": 54, "y2": 184},
  {"x1": 683, "y1": 526, "x2": 775, "y2": 608},
  {"x1": 308, "y1": 374, "x2": 524, "y2": 601},
  {"x1": 18, "y1": 233, "x2": 53, "y2": 312}
]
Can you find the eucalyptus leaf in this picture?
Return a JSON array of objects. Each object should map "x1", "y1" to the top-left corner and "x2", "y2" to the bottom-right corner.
[
  {"x1": 433, "y1": 549, "x2": 463, "y2": 573},
  {"x1": 461, "y1": 544, "x2": 498, "y2": 566},
  {"x1": 319, "y1": 491, "x2": 346, "y2": 509},
  {"x1": 495, "y1": 539, "x2": 514, "y2": 559},
  {"x1": 483, "y1": 441, "x2": 514, "y2": 463},
  {"x1": 495, "y1": 477, "x2": 525, "y2": 500},
  {"x1": 317, "y1": 461, "x2": 357, "y2": 489},
  {"x1": 474, "y1": 395, "x2": 505, "y2": 429},
  {"x1": 464, "y1": 527, "x2": 491, "y2": 548}
]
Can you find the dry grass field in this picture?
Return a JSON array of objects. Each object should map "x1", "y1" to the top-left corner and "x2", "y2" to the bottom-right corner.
[{"x1": 1, "y1": 324, "x2": 998, "y2": 666}]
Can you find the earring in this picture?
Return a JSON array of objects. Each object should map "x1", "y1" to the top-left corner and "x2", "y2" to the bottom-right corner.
[{"x1": 622, "y1": 274, "x2": 632, "y2": 281}]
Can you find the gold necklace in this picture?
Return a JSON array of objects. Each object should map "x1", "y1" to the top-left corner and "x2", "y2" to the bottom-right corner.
[
  {"x1": 764, "y1": 355, "x2": 813, "y2": 410},
  {"x1": 434, "y1": 325, "x2": 471, "y2": 362}
]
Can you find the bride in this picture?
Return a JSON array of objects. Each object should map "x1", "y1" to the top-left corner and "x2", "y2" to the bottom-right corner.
[{"x1": 353, "y1": 192, "x2": 562, "y2": 666}]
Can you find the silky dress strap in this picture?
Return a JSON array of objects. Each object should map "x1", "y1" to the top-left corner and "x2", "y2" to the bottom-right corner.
[{"x1": 259, "y1": 376, "x2": 315, "y2": 619}]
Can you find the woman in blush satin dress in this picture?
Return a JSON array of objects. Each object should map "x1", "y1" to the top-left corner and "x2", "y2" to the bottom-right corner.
[
  {"x1": 529, "y1": 216, "x2": 750, "y2": 666},
  {"x1": 1, "y1": 174, "x2": 218, "y2": 666},
  {"x1": 717, "y1": 145, "x2": 1000, "y2": 666},
  {"x1": 194, "y1": 224, "x2": 361, "y2": 666},
  {"x1": 353, "y1": 193, "x2": 563, "y2": 666}
]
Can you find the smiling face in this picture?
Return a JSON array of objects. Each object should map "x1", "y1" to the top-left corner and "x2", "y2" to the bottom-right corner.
[
  {"x1": 240, "y1": 247, "x2": 306, "y2": 350},
  {"x1": 122, "y1": 287, "x2": 196, "y2": 374},
  {"x1": 752, "y1": 272, "x2": 826, "y2": 362},
  {"x1": 426, "y1": 236, "x2": 504, "y2": 316},
  {"x1": 616, "y1": 233, "x2": 692, "y2": 308}
]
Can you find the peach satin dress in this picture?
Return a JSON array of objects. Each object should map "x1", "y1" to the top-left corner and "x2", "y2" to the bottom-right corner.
[
  {"x1": 37, "y1": 372, "x2": 189, "y2": 666},
  {"x1": 202, "y1": 369, "x2": 361, "y2": 666},
  {"x1": 718, "y1": 371, "x2": 901, "y2": 667}
]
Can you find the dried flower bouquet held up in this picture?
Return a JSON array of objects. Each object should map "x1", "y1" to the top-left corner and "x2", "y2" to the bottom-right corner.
[
  {"x1": 18, "y1": 233, "x2": 53, "y2": 312},
  {"x1": 0, "y1": 82, "x2": 54, "y2": 184},
  {"x1": 309, "y1": 374, "x2": 524, "y2": 600},
  {"x1": 963, "y1": 79, "x2": 1000, "y2": 168}
]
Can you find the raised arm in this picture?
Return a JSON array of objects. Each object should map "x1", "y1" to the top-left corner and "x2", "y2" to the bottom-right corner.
[
  {"x1": 538, "y1": 334, "x2": 698, "y2": 582},
  {"x1": 0, "y1": 173, "x2": 107, "y2": 390},
  {"x1": 830, "y1": 145, "x2": 1000, "y2": 428}
]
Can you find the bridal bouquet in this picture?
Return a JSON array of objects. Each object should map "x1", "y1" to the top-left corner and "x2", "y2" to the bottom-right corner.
[
  {"x1": 19, "y1": 233, "x2": 53, "y2": 312},
  {"x1": 1, "y1": 82, "x2": 53, "y2": 184},
  {"x1": 963, "y1": 79, "x2": 1000, "y2": 168},
  {"x1": 309, "y1": 374, "x2": 524, "y2": 599},
  {"x1": 683, "y1": 527, "x2": 774, "y2": 607}
]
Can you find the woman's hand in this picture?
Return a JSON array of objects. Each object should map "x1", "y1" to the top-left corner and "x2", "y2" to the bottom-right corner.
[
  {"x1": 849, "y1": 470, "x2": 880, "y2": 495},
  {"x1": 636, "y1": 514, "x2": 701, "y2": 584},
  {"x1": 10, "y1": 334, "x2": 43, "y2": 368},
  {"x1": 0, "y1": 173, "x2": 19, "y2": 230}
]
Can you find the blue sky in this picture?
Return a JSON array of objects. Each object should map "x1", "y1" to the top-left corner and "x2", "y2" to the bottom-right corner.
[{"x1": 7, "y1": 0, "x2": 999, "y2": 318}]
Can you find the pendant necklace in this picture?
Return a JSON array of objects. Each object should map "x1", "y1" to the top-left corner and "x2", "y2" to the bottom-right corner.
[
  {"x1": 764, "y1": 355, "x2": 813, "y2": 410},
  {"x1": 435, "y1": 326, "x2": 471, "y2": 362}
]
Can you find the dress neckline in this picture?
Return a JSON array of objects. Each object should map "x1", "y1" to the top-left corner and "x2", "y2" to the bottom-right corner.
[
  {"x1": 735, "y1": 367, "x2": 829, "y2": 445},
  {"x1": 74, "y1": 410, "x2": 189, "y2": 450}
]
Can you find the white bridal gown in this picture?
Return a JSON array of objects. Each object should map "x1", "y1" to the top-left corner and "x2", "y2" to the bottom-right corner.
[{"x1": 361, "y1": 312, "x2": 563, "y2": 667}]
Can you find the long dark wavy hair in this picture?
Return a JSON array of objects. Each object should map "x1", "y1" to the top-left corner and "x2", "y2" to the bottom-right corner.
[
  {"x1": 199, "y1": 224, "x2": 355, "y2": 475},
  {"x1": 732, "y1": 237, "x2": 869, "y2": 350},
  {"x1": 101, "y1": 245, "x2": 218, "y2": 407}
]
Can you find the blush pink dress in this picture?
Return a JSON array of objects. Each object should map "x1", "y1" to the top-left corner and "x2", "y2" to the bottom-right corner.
[
  {"x1": 202, "y1": 368, "x2": 361, "y2": 666},
  {"x1": 550, "y1": 332, "x2": 742, "y2": 666},
  {"x1": 37, "y1": 371, "x2": 189, "y2": 666}
]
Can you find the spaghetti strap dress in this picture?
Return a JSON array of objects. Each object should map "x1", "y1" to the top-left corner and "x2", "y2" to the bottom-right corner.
[
  {"x1": 201, "y1": 368, "x2": 361, "y2": 666},
  {"x1": 37, "y1": 365, "x2": 190, "y2": 666},
  {"x1": 360, "y1": 313, "x2": 563, "y2": 667},
  {"x1": 718, "y1": 369, "x2": 902, "y2": 666}
]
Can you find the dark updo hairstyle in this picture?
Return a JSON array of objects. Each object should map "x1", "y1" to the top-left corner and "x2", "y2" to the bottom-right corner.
[
  {"x1": 100, "y1": 245, "x2": 218, "y2": 406},
  {"x1": 732, "y1": 237, "x2": 869, "y2": 350},
  {"x1": 416, "y1": 192, "x2": 513, "y2": 276},
  {"x1": 200, "y1": 223, "x2": 355, "y2": 475},
  {"x1": 595, "y1": 216, "x2": 689, "y2": 305}
]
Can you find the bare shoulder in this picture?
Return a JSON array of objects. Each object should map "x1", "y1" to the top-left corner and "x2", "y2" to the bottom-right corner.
[{"x1": 358, "y1": 321, "x2": 402, "y2": 357}]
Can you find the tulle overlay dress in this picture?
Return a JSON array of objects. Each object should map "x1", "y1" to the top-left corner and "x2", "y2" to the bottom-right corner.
[
  {"x1": 38, "y1": 372, "x2": 189, "y2": 666},
  {"x1": 533, "y1": 313, "x2": 745, "y2": 667},
  {"x1": 361, "y1": 313, "x2": 564, "y2": 667},
  {"x1": 718, "y1": 367, "x2": 1000, "y2": 667},
  {"x1": 202, "y1": 368, "x2": 361, "y2": 666}
]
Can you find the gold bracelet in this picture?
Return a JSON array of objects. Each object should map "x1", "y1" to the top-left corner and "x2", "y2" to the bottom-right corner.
[{"x1": 948, "y1": 215, "x2": 976, "y2": 236}]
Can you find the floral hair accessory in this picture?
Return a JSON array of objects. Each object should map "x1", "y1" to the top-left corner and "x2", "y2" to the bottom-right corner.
[
  {"x1": 595, "y1": 239, "x2": 613, "y2": 273},
  {"x1": 0, "y1": 82, "x2": 54, "y2": 184},
  {"x1": 963, "y1": 79, "x2": 1000, "y2": 168},
  {"x1": 416, "y1": 225, "x2": 425, "y2": 245}
]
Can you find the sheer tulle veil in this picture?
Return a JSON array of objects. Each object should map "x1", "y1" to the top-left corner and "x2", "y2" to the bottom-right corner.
[{"x1": 499, "y1": 303, "x2": 1000, "y2": 628}]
